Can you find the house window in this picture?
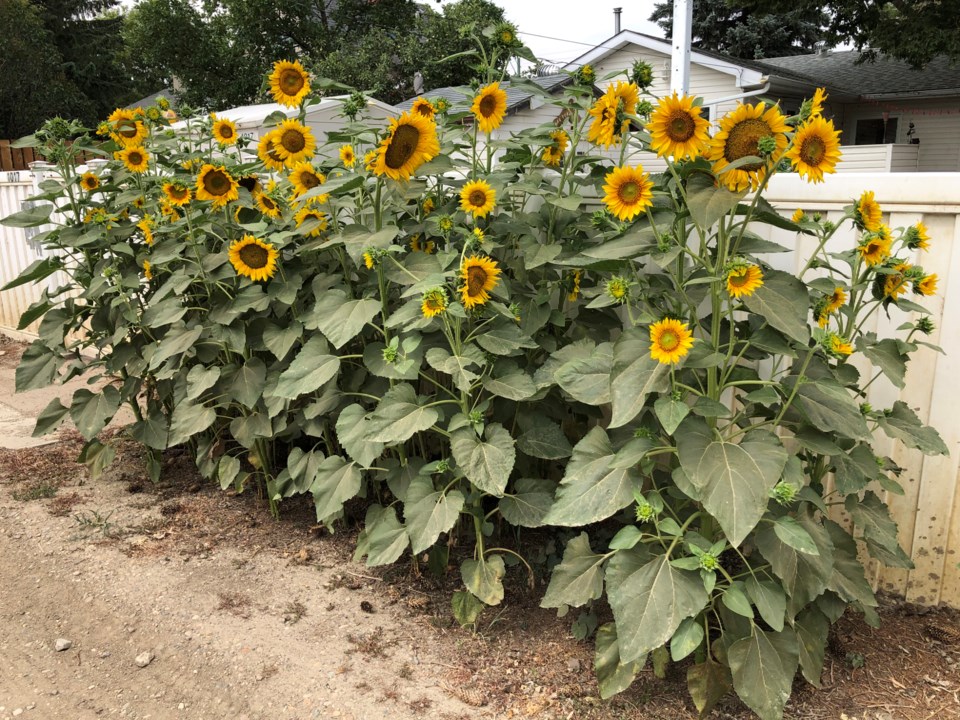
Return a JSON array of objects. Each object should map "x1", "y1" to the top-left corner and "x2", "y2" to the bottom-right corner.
[{"x1": 854, "y1": 117, "x2": 899, "y2": 145}]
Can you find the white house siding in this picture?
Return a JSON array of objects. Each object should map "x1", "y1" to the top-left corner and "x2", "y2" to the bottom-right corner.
[{"x1": 839, "y1": 97, "x2": 960, "y2": 172}]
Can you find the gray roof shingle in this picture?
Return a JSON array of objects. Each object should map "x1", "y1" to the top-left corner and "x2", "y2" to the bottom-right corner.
[{"x1": 398, "y1": 74, "x2": 572, "y2": 114}]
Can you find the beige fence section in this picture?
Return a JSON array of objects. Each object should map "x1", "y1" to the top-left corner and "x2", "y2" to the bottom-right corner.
[{"x1": 761, "y1": 172, "x2": 960, "y2": 608}]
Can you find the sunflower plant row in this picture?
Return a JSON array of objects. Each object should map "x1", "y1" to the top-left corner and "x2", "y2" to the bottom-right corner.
[{"x1": 2, "y1": 37, "x2": 948, "y2": 720}]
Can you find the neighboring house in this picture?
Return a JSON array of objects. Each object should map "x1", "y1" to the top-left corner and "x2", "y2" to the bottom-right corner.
[{"x1": 126, "y1": 88, "x2": 178, "y2": 112}]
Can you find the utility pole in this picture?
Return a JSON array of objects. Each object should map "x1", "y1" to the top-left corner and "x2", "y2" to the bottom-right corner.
[{"x1": 671, "y1": 0, "x2": 693, "y2": 94}]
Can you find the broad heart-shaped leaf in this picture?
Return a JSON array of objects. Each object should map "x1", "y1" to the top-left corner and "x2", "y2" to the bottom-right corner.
[
  {"x1": 877, "y1": 400, "x2": 948, "y2": 455},
  {"x1": 167, "y1": 401, "x2": 216, "y2": 447},
  {"x1": 773, "y1": 516, "x2": 820, "y2": 556},
  {"x1": 742, "y1": 269, "x2": 810, "y2": 345},
  {"x1": 755, "y1": 508, "x2": 835, "y2": 618},
  {"x1": 500, "y1": 478, "x2": 555, "y2": 528},
  {"x1": 543, "y1": 426, "x2": 642, "y2": 526},
  {"x1": 823, "y1": 520, "x2": 878, "y2": 617},
  {"x1": 354, "y1": 504, "x2": 409, "y2": 567},
  {"x1": 671, "y1": 617, "x2": 705, "y2": 662},
  {"x1": 424, "y1": 345, "x2": 484, "y2": 393},
  {"x1": 845, "y1": 492, "x2": 913, "y2": 568},
  {"x1": 404, "y1": 475, "x2": 465, "y2": 554},
  {"x1": 367, "y1": 383, "x2": 440, "y2": 445},
  {"x1": 607, "y1": 553, "x2": 708, "y2": 664},
  {"x1": 857, "y1": 335, "x2": 907, "y2": 389},
  {"x1": 516, "y1": 420, "x2": 572, "y2": 460},
  {"x1": 686, "y1": 172, "x2": 745, "y2": 229},
  {"x1": 595, "y1": 623, "x2": 645, "y2": 700},
  {"x1": 687, "y1": 660, "x2": 732, "y2": 719},
  {"x1": 308, "y1": 290, "x2": 380, "y2": 349},
  {"x1": 363, "y1": 341, "x2": 423, "y2": 381},
  {"x1": 33, "y1": 397, "x2": 69, "y2": 437},
  {"x1": 262, "y1": 320, "x2": 302, "y2": 360},
  {"x1": 746, "y1": 576, "x2": 787, "y2": 632},
  {"x1": 147, "y1": 325, "x2": 203, "y2": 370},
  {"x1": 0, "y1": 202, "x2": 52, "y2": 228},
  {"x1": 795, "y1": 606, "x2": 829, "y2": 687},
  {"x1": 2, "y1": 256, "x2": 59, "y2": 291},
  {"x1": 69, "y1": 387, "x2": 121, "y2": 440},
  {"x1": 675, "y1": 419, "x2": 788, "y2": 545},
  {"x1": 185, "y1": 365, "x2": 220, "y2": 401},
  {"x1": 728, "y1": 626, "x2": 799, "y2": 720},
  {"x1": 451, "y1": 590, "x2": 485, "y2": 628},
  {"x1": 655, "y1": 396, "x2": 691, "y2": 436},
  {"x1": 787, "y1": 376, "x2": 871, "y2": 441},
  {"x1": 555, "y1": 342, "x2": 613, "y2": 406},
  {"x1": 541, "y1": 533, "x2": 607, "y2": 609},
  {"x1": 335, "y1": 404, "x2": 384, "y2": 468},
  {"x1": 16, "y1": 341, "x2": 58, "y2": 392},
  {"x1": 483, "y1": 368, "x2": 536, "y2": 401},
  {"x1": 450, "y1": 423, "x2": 515, "y2": 497},
  {"x1": 609, "y1": 330, "x2": 671, "y2": 428},
  {"x1": 831, "y1": 442, "x2": 880, "y2": 495},
  {"x1": 461, "y1": 554, "x2": 506, "y2": 605},
  {"x1": 310, "y1": 455, "x2": 362, "y2": 524},
  {"x1": 273, "y1": 336, "x2": 340, "y2": 400},
  {"x1": 218, "y1": 455, "x2": 241, "y2": 490},
  {"x1": 474, "y1": 321, "x2": 537, "y2": 355},
  {"x1": 79, "y1": 439, "x2": 115, "y2": 480},
  {"x1": 229, "y1": 358, "x2": 266, "y2": 409},
  {"x1": 130, "y1": 408, "x2": 169, "y2": 450}
]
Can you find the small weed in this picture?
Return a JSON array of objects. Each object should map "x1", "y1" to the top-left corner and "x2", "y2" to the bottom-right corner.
[
  {"x1": 282, "y1": 600, "x2": 307, "y2": 625},
  {"x1": 217, "y1": 591, "x2": 252, "y2": 618},
  {"x1": 72, "y1": 509, "x2": 120, "y2": 538},
  {"x1": 398, "y1": 662, "x2": 413, "y2": 680},
  {"x1": 12, "y1": 481, "x2": 58, "y2": 502},
  {"x1": 346, "y1": 626, "x2": 395, "y2": 659},
  {"x1": 845, "y1": 651, "x2": 866, "y2": 669},
  {"x1": 408, "y1": 698, "x2": 433, "y2": 713}
]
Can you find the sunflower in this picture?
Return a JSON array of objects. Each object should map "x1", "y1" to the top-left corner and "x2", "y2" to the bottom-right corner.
[
  {"x1": 828, "y1": 334, "x2": 853, "y2": 357},
  {"x1": 107, "y1": 108, "x2": 148, "y2": 147},
  {"x1": 602, "y1": 165, "x2": 654, "y2": 221},
  {"x1": 460, "y1": 179, "x2": 496, "y2": 218},
  {"x1": 587, "y1": 94, "x2": 621, "y2": 148},
  {"x1": 808, "y1": 87, "x2": 827, "y2": 118},
  {"x1": 212, "y1": 116, "x2": 238, "y2": 146},
  {"x1": 411, "y1": 97, "x2": 436, "y2": 120},
  {"x1": 707, "y1": 102, "x2": 790, "y2": 192},
  {"x1": 340, "y1": 144, "x2": 356, "y2": 168},
  {"x1": 132, "y1": 196, "x2": 145, "y2": 210},
  {"x1": 160, "y1": 202, "x2": 180, "y2": 221},
  {"x1": 410, "y1": 235, "x2": 435, "y2": 253},
  {"x1": 607, "y1": 81, "x2": 639, "y2": 115},
  {"x1": 137, "y1": 216, "x2": 155, "y2": 245},
  {"x1": 726, "y1": 264, "x2": 764, "y2": 298},
  {"x1": 162, "y1": 182, "x2": 191, "y2": 206},
  {"x1": 422, "y1": 197, "x2": 435, "y2": 215},
  {"x1": 272, "y1": 119, "x2": 315, "y2": 164},
  {"x1": 915, "y1": 273, "x2": 938, "y2": 296},
  {"x1": 785, "y1": 116, "x2": 842, "y2": 184},
  {"x1": 606, "y1": 277, "x2": 629, "y2": 302},
  {"x1": 858, "y1": 232, "x2": 892, "y2": 266},
  {"x1": 905, "y1": 221, "x2": 931, "y2": 251},
  {"x1": 649, "y1": 318, "x2": 695, "y2": 365},
  {"x1": 238, "y1": 174, "x2": 261, "y2": 196},
  {"x1": 471, "y1": 82, "x2": 508, "y2": 134},
  {"x1": 288, "y1": 162, "x2": 327, "y2": 199},
  {"x1": 792, "y1": 209, "x2": 805, "y2": 223},
  {"x1": 421, "y1": 288, "x2": 447, "y2": 318},
  {"x1": 883, "y1": 262, "x2": 912, "y2": 300},
  {"x1": 294, "y1": 206, "x2": 328, "y2": 236},
  {"x1": 568, "y1": 270, "x2": 582, "y2": 302},
  {"x1": 116, "y1": 146, "x2": 150, "y2": 173},
  {"x1": 255, "y1": 191, "x2": 282, "y2": 219},
  {"x1": 257, "y1": 130, "x2": 286, "y2": 172},
  {"x1": 855, "y1": 190, "x2": 882, "y2": 232},
  {"x1": 79, "y1": 172, "x2": 100, "y2": 192},
  {"x1": 646, "y1": 92, "x2": 710, "y2": 160},
  {"x1": 143, "y1": 260, "x2": 152, "y2": 280},
  {"x1": 229, "y1": 235, "x2": 279, "y2": 282},
  {"x1": 269, "y1": 60, "x2": 311, "y2": 107},
  {"x1": 373, "y1": 111, "x2": 440, "y2": 181},
  {"x1": 364, "y1": 150, "x2": 378, "y2": 171},
  {"x1": 472, "y1": 227, "x2": 485, "y2": 244},
  {"x1": 363, "y1": 252, "x2": 375, "y2": 269},
  {"x1": 825, "y1": 286, "x2": 846, "y2": 315},
  {"x1": 459, "y1": 255, "x2": 500, "y2": 309},
  {"x1": 195, "y1": 164, "x2": 239, "y2": 207},
  {"x1": 542, "y1": 129, "x2": 569, "y2": 167}
]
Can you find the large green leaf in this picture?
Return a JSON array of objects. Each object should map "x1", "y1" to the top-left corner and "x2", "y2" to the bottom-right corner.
[
  {"x1": 676, "y1": 419, "x2": 788, "y2": 545},
  {"x1": 461, "y1": 554, "x2": 506, "y2": 605},
  {"x1": 2, "y1": 257, "x2": 60, "y2": 291},
  {"x1": 167, "y1": 401, "x2": 216, "y2": 447},
  {"x1": 483, "y1": 368, "x2": 536, "y2": 400},
  {"x1": 424, "y1": 346, "x2": 484, "y2": 392},
  {"x1": 130, "y1": 409, "x2": 169, "y2": 450},
  {"x1": 147, "y1": 325, "x2": 203, "y2": 370},
  {"x1": 773, "y1": 516, "x2": 820, "y2": 556},
  {"x1": 687, "y1": 661, "x2": 732, "y2": 719},
  {"x1": 0, "y1": 203, "x2": 52, "y2": 228},
  {"x1": 845, "y1": 492, "x2": 913, "y2": 568},
  {"x1": 335, "y1": 404, "x2": 384, "y2": 468},
  {"x1": 745, "y1": 576, "x2": 787, "y2": 632},
  {"x1": 609, "y1": 330, "x2": 671, "y2": 428},
  {"x1": 595, "y1": 623, "x2": 645, "y2": 700},
  {"x1": 262, "y1": 321, "x2": 302, "y2": 360},
  {"x1": 367, "y1": 383, "x2": 440, "y2": 444},
  {"x1": 789, "y1": 377, "x2": 871, "y2": 441},
  {"x1": 728, "y1": 627, "x2": 799, "y2": 720},
  {"x1": 607, "y1": 553, "x2": 708, "y2": 664},
  {"x1": 273, "y1": 336, "x2": 340, "y2": 400},
  {"x1": 655, "y1": 397, "x2": 691, "y2": 436},
  {"x1": 795, "y1": 606, "x2": 829, "y2": 687},
  {"x1": 742, "y1": 269, "x2": 810, "y2": 345},
  {"x1": 500, "y1": 478, "x2": 555, "y2": 528},
  {"x1": 555, "y1": 342, "x2": 613, "y2": 406},
  {"x1": 858, "y1": 335, "x2": 907, "y2": 389},
  {"x1": 404, "y1": 476, "x2": 465, "y2": 554},
  {"x1": 876, "y1": 400, "x2": 948, "y2": 455},
  {"x1": 516, "y1": 420, "x2": 572, "y2": 460},
  {"x1": 33, "y1": 397, "x2": 69, "y2": 437},
  {"x1": 230, "y1": 358, "x2": 266, "y2": 409},
  {"x1": 363, "y1": 340, "x2": 423, "y2": 381},
  {"x1": 354, "y1": 505, "x2": 409, "y2": 566},
  {"x1": 308, "y1": 290, "x2": 380, "y2": 349},
  {"x1": 450, "y1": 423, "x2": 515, "y2": 497},
  {"x1": 544, "y1": 427, "x2": 641, "y2": 526},
  {"x1": 686, "y1": 172, "x2": 745, "y2": 229},
  {"x1": 311, "y1": 455, "x2": 363, "y2": 524},
  {"x1": 671, "y1": 617, "x2": 705, "y2": 661},
  {"x1": 474, "y1": 322, "x2": 537, "y2": 355},
  {"x1": 15, "y1": 341, "x2": 58, "y2": 392},
  {"x1": 69, "y1": 387, "x2": 121, "y2": 440},
  {"x1": 541, "y1": 532, "x2": 607, "y2": 609}
]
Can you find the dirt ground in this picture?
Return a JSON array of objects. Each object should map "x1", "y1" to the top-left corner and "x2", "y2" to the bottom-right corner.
[{"x1": 1, "y1": 337, "x2": 959, "y2": 720}]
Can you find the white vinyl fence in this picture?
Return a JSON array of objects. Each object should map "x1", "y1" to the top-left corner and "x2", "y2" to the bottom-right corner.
[{"x1": 2, "y1": 168, "x2": 959, "y2": 607}]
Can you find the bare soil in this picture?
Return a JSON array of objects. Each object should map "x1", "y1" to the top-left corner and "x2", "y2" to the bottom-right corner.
[{"x1": 0, "y1": 336, "x2": 959, "y2": 719}]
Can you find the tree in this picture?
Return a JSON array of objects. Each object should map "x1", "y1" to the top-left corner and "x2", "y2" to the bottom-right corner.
[
  {"x1": 738, "y1": 0, "x2": 960, "y2": 67},
  {"x1": 650, "y1": 0, "x2": 827, "y2": 59}
]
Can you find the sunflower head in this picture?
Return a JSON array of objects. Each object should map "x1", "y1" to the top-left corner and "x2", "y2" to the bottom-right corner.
[
  {"x1": 606, "y1": 276, "x2": 629, "y2": 303},
  {"x1": 272, "y1": 119, "x2": 315, "y2": 164},
  {"x1": 824, "y1": 332, "x2": 853, "y2": 358},
  {"x1": 116, "y1": 146, "x2": 150, "y2": 174},
  {"x1": 471, "y1": 83, "x2": 508, "y2": 134},
  {"x1": 374, "y1": 111, "x2": 440, "y2": 181},
  {"x1": 725, "y1": 261, "x2": 764, "y2": 299},
  {"x1": 255, "y1": 190, "x2": 282, "y2": 219},
  {"x1": 410, "y1": 234, "x2": 435, "y2": 254},
  {"x1": 108, "y1": 108, "x2": 148, "y2": 147},
  {"x1": 422, "y1": 197, "x2": 435, "y2": 216},
  {"x1": 915, "y1": 273, "x2": 938, "y2": 296},
  {"x1": 707, "y1": 101, "x2": 790, "y2": 191},
  {"x1": 79, "y1": 172, "x2": 100, "y2": 192},
  {"x1": 630, "y1": 60, "x2": 655, "y2": 89},
  {"x1": 576, "y1": 64, "x2": 596, "y2": 85},
  {"x1": 858, "y1": 231, "x2": 892, "y2": 266},
  {"x1": 460, "y1": 179, "x2": 496, "y2": 218},
  {"x1": 258, "y1": 130, "x2": 286, "y2": 172},
  {"x1": 568, "y1": 270, "x2": 582, "y2": 302},
  {"x1": 802, "y1": 87, "x2": 828, "y2": 120},
  {"x1": 288, "y1": 162, "x2": 327, "y2": 199},
  {"x1": 142, "y1": 260, "x2": 152, "y2": 280},
  {"x1": 269, "y1": 60, "x2": 311, "y2": 107},
  {"x1": 824, "y1": 286, "x2": 847, "y2": 315},
  {"x1": 137, "y1": 216, "x2": 155, "y2": 245},
  {"x1": 162, "y1": 182, "x2": 192, "y2": 207},
  {"x1": 646, "y1": 93, "x2": 711, "y2": 160},
  {"x1": 855, "y1": 190, "x2": 882, "y2": 232},
  {"x1": 212, "y1": 116, "x2": 238, "y2": 146},
  {"x1": 294, "y1": 206, "x2": 328, "y2": 236},
  {"x1": 542, "y1": 129, "x2": 569, "y2": 167},
  {"x1": 786, "y1": 116, "x2": 842, "y2": 184},
  {"x1": 340, "y1": 144, "x2": 356, "y2": 168},
  {"x1": 229, "y1": 235, "x2": 279, "y2": 282},
  {"x1": 195, "y1": 164, "x2": 239, "y2": 207},
  {"x1": 459, "y1": 255, "x2": 500, "y2": 309},
  {"x1": 649, "y1": 318, "x2": 695, "y2": 365},
  {"x1": 411, "y1": 97, "x2": 436, "y2": 120},
  {"x1": 602, "y1": 165, "x2": 654, "y2": 222},
  {"x1": 904, "y1": 221, "x2": 931, "y2": 251},
  {"x1": 791, "y1": 208, "x2": 805, "y2": 223},
  {"x1": 421, "y1": 288, "x2": 448, "y2": 318}
]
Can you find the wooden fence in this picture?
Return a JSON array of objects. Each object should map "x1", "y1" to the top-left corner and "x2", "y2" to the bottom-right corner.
[{"x1": 0, "y1": 140, "x2": 40, "y2": 172}]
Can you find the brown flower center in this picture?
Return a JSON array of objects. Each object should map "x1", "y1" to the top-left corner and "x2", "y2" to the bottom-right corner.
[
  {"x1": 479, "y1": 93, "x2": 498, "y2": 118},
  {"x1": 238, "y1": 176, "x2": 259, "y2": 192},
  {"x1": 799, "y1": 135, "x2": 826, "y2": 166},
  {"x1": 169, "y1": 186, "x2": 188, "y2": 201},
  {"x1": 218, "y1": 124, "x2": 235, "y2": 139},
  {"x1": 728, "y1": 269, "x2": 749, "y2": 287},
  {"x1": 618, "y1": 181, "x2": 640, "y2": 203},
  {"x1": 117, "y1": 120, "x2": 139, "y2": 138},
  {"x1": 385, "y1": 124, "x2": 420, "y2": 169},
  {"x1": 279, "y1": 128, "x2": 306, "y2": 153},
  {"x1": 468, "y1": 189, "x2": 488, "y2": 208},
  {"x1": 239, "y1": 242, "x2": 269, "y2": 269},
  {"x1": 298, "y1": 171, "x2": 320, "y2": 189},
  {"x1": 466, "y1": 266, "x2": 488, "y2": 296},
  {"x1": 659, "y1": 330, "x2": 679, "y2": 351},
  {"x1": 280, "y1": 69, "x2": 305, "y2": 95},
  {"x1": 203, "y1": 169, "x2": 231, "y2": 196},
  {"x1": 414, "y1": 102, "x2": 434, "y2": 118},
  {"x1": 128, "y1": 150, "x2": 144, "y2": 165},
  {"x1": 724, "y1": 118, "x2": 772, "y2": 170},
  {"x1": 260, "y1": 195, "x2": 278, "y2": 211},
  {"x1": 668, "y1": 111, "x2": 696, "y2": 142}
]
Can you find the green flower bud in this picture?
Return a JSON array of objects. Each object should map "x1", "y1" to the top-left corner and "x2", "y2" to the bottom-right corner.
[
  {"x1": 381, "y1": 345, "x2": 398, "y2": 364},
  {"x1": 772, "y1": 482, "x2": 798, "y2": 505},
  {"x1": 635, "y1": 501, "x2": 656, "y2": 522},
  {"x1": 756, "y1": 135, "x2": 777, "y2": 156},
  {"x1": 699, "y1": 553, "x2": 719, "y2": 572}
]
